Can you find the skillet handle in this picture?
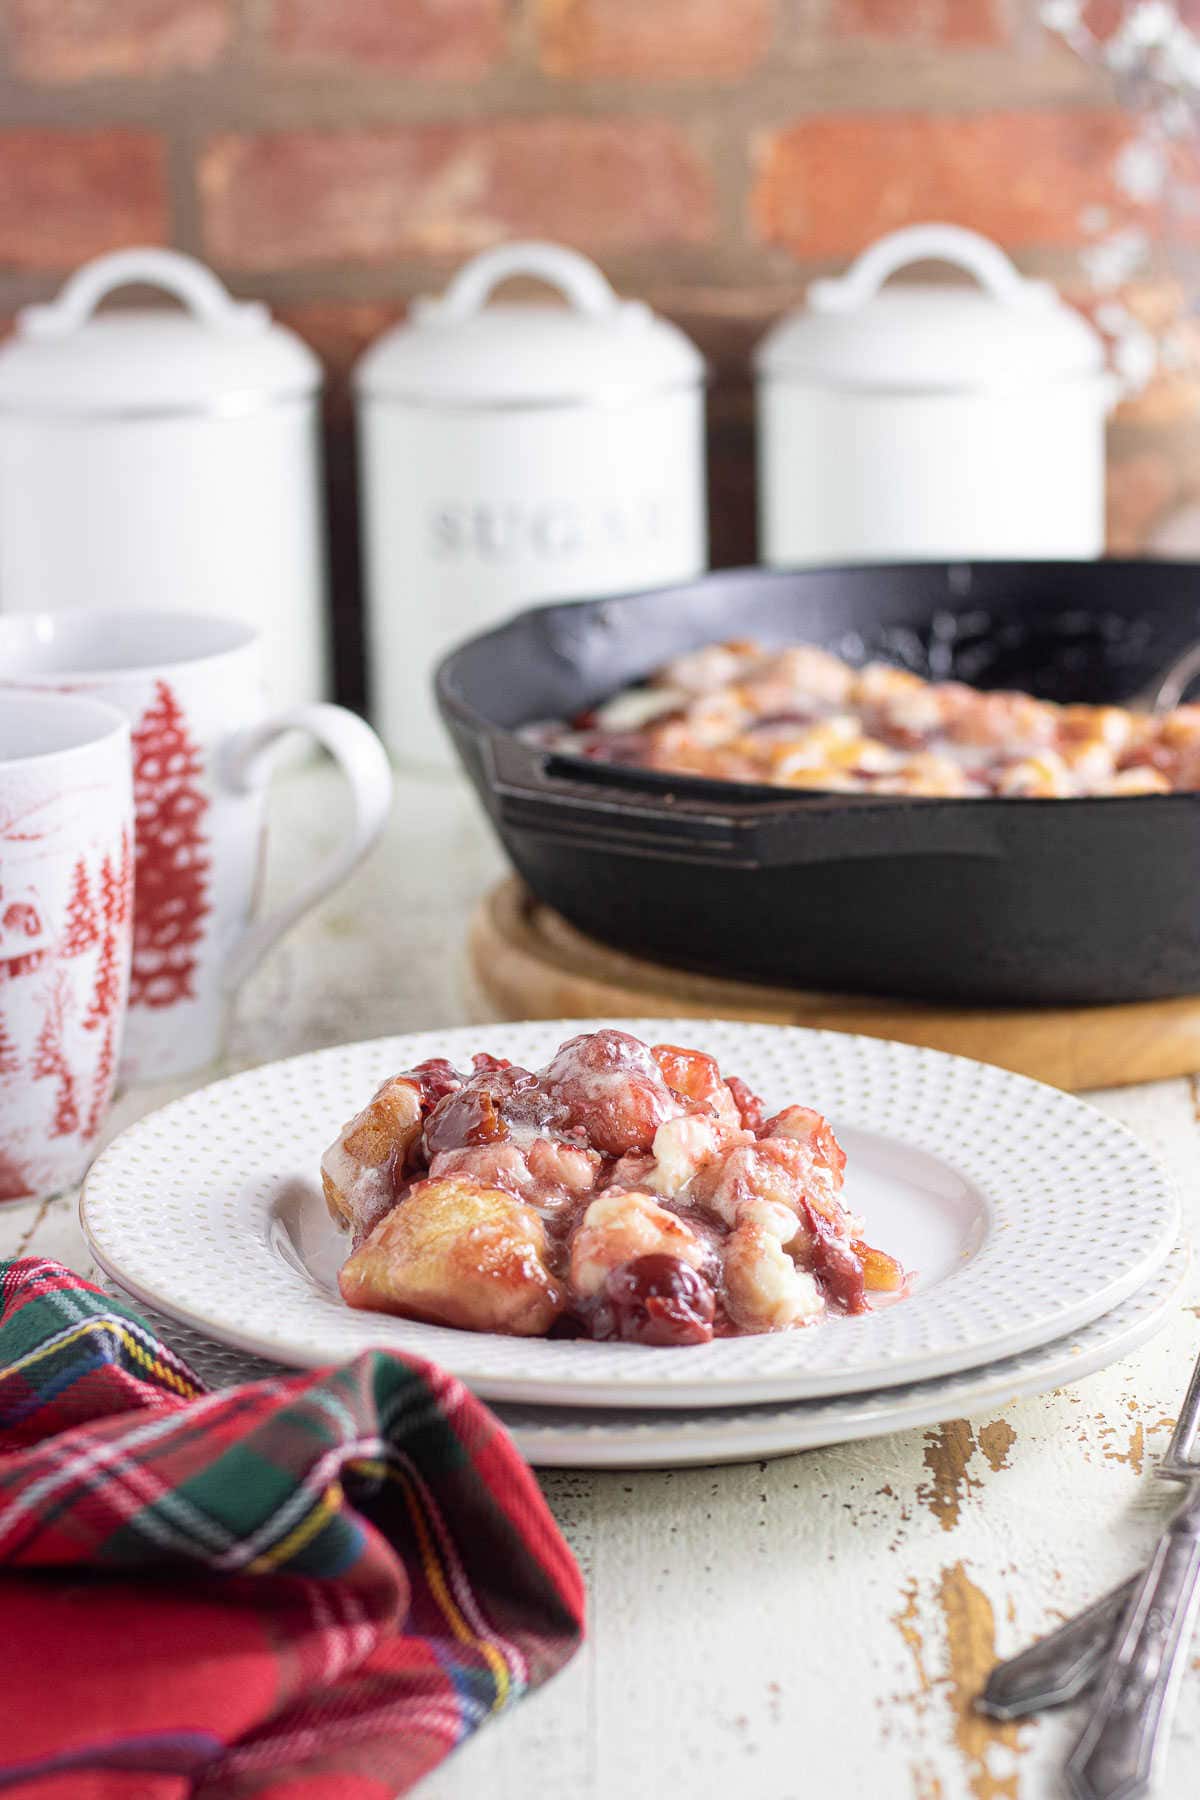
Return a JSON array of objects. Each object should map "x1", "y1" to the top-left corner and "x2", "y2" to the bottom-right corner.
[
  {"x1": 487, "y1": 735, "x2": 1005, "y2": 868},
  {"x1": 488, "y1": 734, "x2": 754, "y2": 864}
]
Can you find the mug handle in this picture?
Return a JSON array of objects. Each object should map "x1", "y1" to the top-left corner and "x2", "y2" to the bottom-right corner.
[{"x1": 217, "y1": 703, "x2": 393, "y2": 994}]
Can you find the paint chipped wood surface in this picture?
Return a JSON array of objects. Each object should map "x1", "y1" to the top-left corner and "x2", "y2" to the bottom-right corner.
[{"x1": 4, "y1": 764, "x2": 1200, "y2": 1800}]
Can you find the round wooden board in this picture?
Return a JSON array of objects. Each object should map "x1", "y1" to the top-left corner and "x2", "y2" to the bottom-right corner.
[{"x1": 468, "y1": 878, "x2": 1200, "y2": 1091}]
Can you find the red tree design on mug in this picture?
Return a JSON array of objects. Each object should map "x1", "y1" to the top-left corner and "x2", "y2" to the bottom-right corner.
[
  {"x1": 129, "y1": 682, "x2": 211, "y2": 1009},
  {"x1": 83, "y1": 1020, "x2": 116, "y2": 1141},
  {"x1": 32, "y1": 974, "x2": 78, "y2": 1139},
  {"x1": 116, "y1": 826, "x2": 133, "y2": 926},
  {"x1": 84, "y1": 852, "x2": 123, "y2": 1032},
  {"x1": 0, "y1": 1010, "x2": 19, "y2": 1077},
  {"x1": 62, "y1": 859, "x2": 99, "y2": 957},
  {"x1": 84, "y1": 939, "x2": 120, "y2": 1032}
]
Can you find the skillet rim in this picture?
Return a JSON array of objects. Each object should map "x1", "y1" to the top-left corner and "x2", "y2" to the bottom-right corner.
[{"x1": 434, "y1": 557, "x2": 1200, "y2": 816}]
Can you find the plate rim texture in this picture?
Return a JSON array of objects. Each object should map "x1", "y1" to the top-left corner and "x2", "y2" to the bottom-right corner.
[
  {"x1": 81, "y1": 1020, "x2": 1180, "y2": 1409},
  {"x1": 99, "y1": 1241, "x2": 1190, "y2": 1469},
  {"x1": 495, "y1": 1241, "x2": 1190, "y2": 1464}
]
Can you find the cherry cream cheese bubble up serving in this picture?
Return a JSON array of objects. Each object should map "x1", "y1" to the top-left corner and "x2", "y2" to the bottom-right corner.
[
  {"x1": 322, "y1": 1028, "x2": 905, "y2": 1344},
  {"x1": 537, "y1": 640, "x2": 1200, "y2": 798}
]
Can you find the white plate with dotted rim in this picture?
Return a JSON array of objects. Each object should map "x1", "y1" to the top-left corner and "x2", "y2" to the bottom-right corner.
[
  {"x1": 81, "y1": 1020, "x2": 1181, "y2": 1409},
  {"x1": 100, "y1": 1240, "x2": 1189, "y2": 1468}
]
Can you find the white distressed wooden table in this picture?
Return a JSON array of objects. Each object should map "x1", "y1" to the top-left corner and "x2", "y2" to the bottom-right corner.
[{"x1": 7, "y1": 762, "x2": 1200, "y2": 1800}]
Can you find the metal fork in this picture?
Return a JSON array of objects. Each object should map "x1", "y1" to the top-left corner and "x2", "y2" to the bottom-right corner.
[
  {"x1": 979, "y1": 1348, "x2": 1200, "y2": 1797},
  {"x1": 1129, "y1": 639, "x2": 1200, "y2": 714}
]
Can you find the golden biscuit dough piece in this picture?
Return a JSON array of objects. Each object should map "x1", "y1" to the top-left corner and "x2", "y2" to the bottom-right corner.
[
  {"x1": 877, "y1": 753, "x2": 972, "y2": 797},
  {"x1": 343, "y1": 1076, "x2": 423, "y2": 1164},
  {"x1": 567, "y1": 1190, "x2": 706, "y2": 1300},
  {"x1": 994, "y1": 751, "x2": 1073, "y2": 798},
  {"x1": 321, "y1": 1074, "x2": 426, "y2": 1227},
  {"x1": 722, "y1": 1224, "x2": 822, "y2": 1332},
  {"x1": 852, "y1": 662, "x2": 929, "y2": 707},
  {"x1": 1058, "y1": 704, "x2": 1135, "y2": 755},
  {"x1": 338, "y1": 1176, "x2": 564, "y2": 1336},
  {"x1": 322, "y1": 1168, "x2": 348, "y2": 1225},
  {"x1": 1100, "y1": 766, "x2": 1172, "y2": 795}
]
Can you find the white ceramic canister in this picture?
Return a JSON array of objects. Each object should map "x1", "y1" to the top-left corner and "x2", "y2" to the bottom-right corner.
[
  {"x1": 356, "y1": 241, "x2": 707, "y2": 766},
  {"x1": 0, "y1": 249, "x2": 330, "y2": 711},
  {"x1": 755, "y1": 223, "x2": 1114, "y2": 567}
]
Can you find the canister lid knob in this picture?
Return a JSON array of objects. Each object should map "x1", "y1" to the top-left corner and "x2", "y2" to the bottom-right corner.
[
  {"x1": 807, "y1": 223, "x2": 1058, "y2": 314},
  {"x1": 0, "y1": 247, "x2": 320, "y2": 416},
  {"x1": 18, "y1": 248, "x2": 271, "y2": 341},
  {"x1": 756, "y1": 221, "x2": 1106, "y2": 393},
  {"x1": 356, "y1": 240, "x2": 704, "y2": 407}
]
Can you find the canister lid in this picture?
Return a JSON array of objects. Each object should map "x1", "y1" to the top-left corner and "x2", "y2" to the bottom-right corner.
[
  {"x1": 355, "y1": 241, "x2": 704, "y2": 406},
  {"x1": 0, "y1": 248, "x2": 320, "y2": 416},
  {"x1": 755, "y1": 223, "x2": 1106, "y2": 392}
]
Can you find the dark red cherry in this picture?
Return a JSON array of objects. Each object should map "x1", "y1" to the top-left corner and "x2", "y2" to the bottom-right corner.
[
  {"x1": 424, "y1": 1084, "x2": 507, "y2": 1154},
  {"x1": 407, "y1": 1058, "x2": 463, "y2": 1110},
  {"x1": 424, "y1": 1064, "x2": 565, "y2": 1156},
  {"x1": 603, "y1": 1254, "x2": 716, "y2": 1347}
]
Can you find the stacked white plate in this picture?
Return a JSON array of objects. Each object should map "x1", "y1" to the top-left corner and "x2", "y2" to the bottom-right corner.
[{"x1": 82, "y1": 1020, "x2": 1187, "y2": 1469}]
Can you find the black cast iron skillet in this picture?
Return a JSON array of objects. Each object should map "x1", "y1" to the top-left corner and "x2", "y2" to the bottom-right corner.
[{"x1": 436, "y1": 560, "x2": 1200, "y2": 1006}]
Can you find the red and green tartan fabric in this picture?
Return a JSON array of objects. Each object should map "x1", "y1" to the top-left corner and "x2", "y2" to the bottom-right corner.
[{"x1": 0, "y1": 1257, "x2": 585, "y2": 1800}]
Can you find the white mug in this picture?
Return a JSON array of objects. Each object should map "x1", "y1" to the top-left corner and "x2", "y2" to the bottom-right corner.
[
  {"x1": 0, "y1": 689, "x2": 133, "y2": 1200},
  {"x1": 0, "y1": 611, "x2": 393, "y2": 1081}
]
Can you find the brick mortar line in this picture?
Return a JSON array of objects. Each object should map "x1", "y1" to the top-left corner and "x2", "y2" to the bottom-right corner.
[
  {"x1": 167, "y1": 117, "x2": 206, "y2": 259},
  {"x1": 0, "y1": 72, "x2": 1116, "y2": 122},
  {"x1": 235, "y1": 0, "x2": 275, "y2": 67},
  {"x1": 0, "y1": 2, "x2": 14, "y2": 89},
  {"x1": 0, "y1": 39, "x2": 1116, "y2": 133}
]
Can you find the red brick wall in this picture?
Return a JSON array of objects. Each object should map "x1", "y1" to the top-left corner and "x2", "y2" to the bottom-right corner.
[{"x1": 0, "y1": 0, "x2": 1195, "y2": 701}]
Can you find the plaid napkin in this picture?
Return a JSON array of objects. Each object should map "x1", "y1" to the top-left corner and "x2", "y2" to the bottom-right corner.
[{"x1": 0, "y1": 1258, "x2": 585, "y2": 1800}]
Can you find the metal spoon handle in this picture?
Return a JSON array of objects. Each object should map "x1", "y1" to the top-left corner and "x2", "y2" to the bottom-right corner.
[
  {"x1": 979, "y1": 1577, "x2": 1135, "y2": 1720},
  {"x1": 1065, "y1": 1515, "x2": 1200, "y2": 1800}
]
